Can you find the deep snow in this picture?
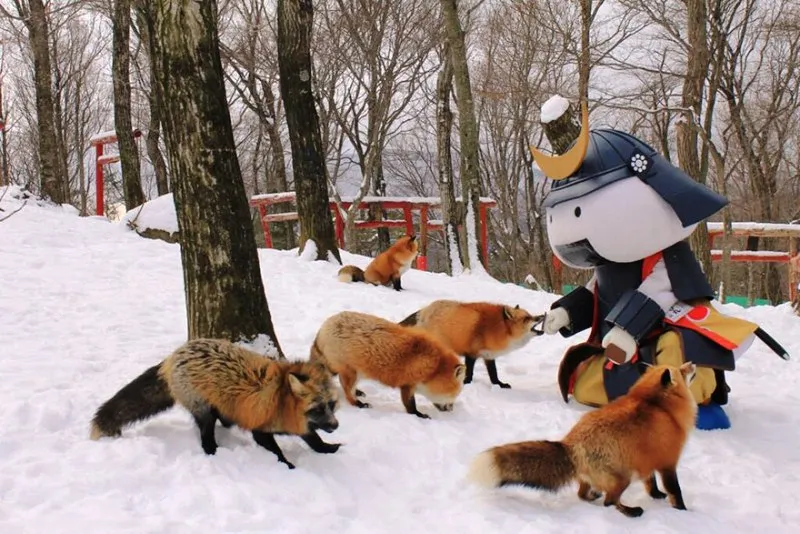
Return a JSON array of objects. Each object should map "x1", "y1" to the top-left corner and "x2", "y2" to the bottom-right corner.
[{"x1": 1, "y1": 186, "x2": 799, "y2": 533}]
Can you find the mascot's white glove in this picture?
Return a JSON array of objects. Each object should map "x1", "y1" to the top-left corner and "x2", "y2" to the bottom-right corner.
[
  {"x1": 601, "y1": 326, "x2": 637, "y2": 364},
  {"x1": 543, "y1": 307, "x2": 570, "y2": 335}
]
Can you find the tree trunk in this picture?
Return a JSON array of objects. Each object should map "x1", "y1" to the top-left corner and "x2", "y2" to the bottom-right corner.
[
  {"x1": 277, "y1": 0, "x2": 341, "y2": 263},
  {"x1": 262, "y1": 82, "x2": 296, "y2": 250},
  {"x1": 113, "y1": 0, "x2": 146, "y2": 209},
  {"x1": 677, "y1": 0, "x2": 712, "y2": 276},
  {"x1": 24, "y1": 0, "x2": 67, "y2": 204},
  {"x1": 148, "y1": 0, "x2": 284, "y2": 354},
  {"x1": 0, "y1": 82, "x2": 8, "y2": 186},
  {"x1": 542, "y1": 101, "x2": 582, "y2": 154},
  {"x1": 436, "y1": 43, "x2": 464, "y2": 276},
  {"x1": 135, "y1": 4, "x2": 170, "y2": 196},
  {"x1": 440, "y1": 0, "x2": 483, "y2": 271}
]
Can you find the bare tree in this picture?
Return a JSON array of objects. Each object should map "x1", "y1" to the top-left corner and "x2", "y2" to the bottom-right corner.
[
  {"x1": 112, "y1": 0, "x2": 146, "y2": 209},
  {"x1": 220, "y1": 0, "x2": 295, "y2": 249},
  {"x1": 147, "y1": 0, "x2": 285, "y2": 351},
  {"x1": 277, "y1": 0, "x2": 341, "y2": 262},
  {"x1": 316, "y1": 0, "x2": 438, "y2": 251},
  {"x1": 435, "y1": 40, "x2": 464, "y2": 275},
  {"x1": 440, "y1": 0, "x2": 484, "y2": 271},
  {"x1": 3, "y1": 0, "x2": 68, "y2": 203},
  {"x1": 132, "y1": 4, "x2": 170, "y2": 196}
]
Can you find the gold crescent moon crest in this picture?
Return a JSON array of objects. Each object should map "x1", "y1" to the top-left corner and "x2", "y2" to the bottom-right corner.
[{"x1": 530, "y1": 100, "x2": 590, "y2": 181}]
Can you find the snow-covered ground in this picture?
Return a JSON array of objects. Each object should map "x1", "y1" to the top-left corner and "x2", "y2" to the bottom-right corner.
[{"x1": 1, "y1": 186, "x2": 799, "y2": 533}]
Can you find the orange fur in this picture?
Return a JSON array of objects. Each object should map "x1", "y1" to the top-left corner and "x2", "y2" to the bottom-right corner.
[
  {"x1": 400, "y1": 300, "x2": 544, "y2": 388},
  {"x1": 468, "y1": 362, "x2": 698, "y2": 517},
  {"x1": 337, "y1": 235, "x2": 419, "y2": 289},
  {"x1": 310, "y1": 311, "x2": 466, "y2": 418},
  {"x1": 90, "y1": 339, "x2": 341, "y2": 467},
  {"x1": 158, "y1": 340, "x2": 333, "y2": 435}
]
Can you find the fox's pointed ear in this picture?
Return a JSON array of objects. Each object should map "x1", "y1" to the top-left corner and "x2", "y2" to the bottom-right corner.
[
  {"x1": 637, "y1": 361, "x2": 650, "y2": 376},
  {"x1": 408, "y1": 234, "x2": 416, "y2": 242},
  {"x1": 454, "y1": 364, "x2": 467, "y2": 382},
  {"x1": 660, "y1": 369, "x2": 673, "y2": 388},
  {"x1": 503, "y1": 306, "x2": 513, "y2": 321},
  {"x1": 288, "y1": 373, "x2": 308, "y2": 396},
  {"x1": 515, "y1": 304, "x2": 520, "y2": 310}
]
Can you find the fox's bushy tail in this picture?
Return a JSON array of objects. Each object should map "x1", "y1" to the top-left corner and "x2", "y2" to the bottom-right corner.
[
  {"x1": 337, "y1": 265, "x2": 365, "y2": 283},
  {"x1": 89, "y1": 363, "x2": 175, "y2": 440},
  {"x1": 467, "y1": 440, "x2": 575, "y2": 491}
]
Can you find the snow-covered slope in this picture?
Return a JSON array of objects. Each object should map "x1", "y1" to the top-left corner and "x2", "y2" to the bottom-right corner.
[{"x1": 1, "y1": 187, "x2": 798, "y2": 533}]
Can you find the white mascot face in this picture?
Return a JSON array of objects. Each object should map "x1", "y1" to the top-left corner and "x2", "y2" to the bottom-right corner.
[{"x1": 545, "y1": 176, "x2": 696, "y2": 268}]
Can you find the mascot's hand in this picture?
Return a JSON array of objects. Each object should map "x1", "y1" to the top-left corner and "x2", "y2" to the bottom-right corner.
[
  {"x1": 543, "y1": 307, "x2": 570, "y2": 334},
  {"x1": 602, "y1": 326, "x2": 637, "y2": 365}
]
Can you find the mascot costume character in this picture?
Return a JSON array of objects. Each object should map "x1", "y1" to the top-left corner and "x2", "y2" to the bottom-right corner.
[{"x1": 533, "y1": 101, "x2": 790, "y2": 431}]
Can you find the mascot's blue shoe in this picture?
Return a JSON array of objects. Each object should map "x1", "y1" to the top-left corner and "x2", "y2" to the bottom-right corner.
[{"x1": 696, "y1": 403, "x2": 731, "y2": 430}]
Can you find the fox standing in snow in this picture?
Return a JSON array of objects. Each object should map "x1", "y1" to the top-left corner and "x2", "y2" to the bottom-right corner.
[
  {"x1": 337, "y1": 234, "x2": 419, "y2": 291},
  {"x1": 399, "y1": 300, "x2": 545, "y2": 388},
  {"x1": 467, "y1": 362, "x2": 697, "y2": 518},
  {"x1": 310, "y1": 310, "x2": 466, "y2": 418},
  {"x1": 89, "y1": 338, "x2": 341, "y2": 469}
]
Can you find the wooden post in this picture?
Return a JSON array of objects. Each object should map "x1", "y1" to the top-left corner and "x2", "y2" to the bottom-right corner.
[
  {"x1": 333, "y1": 203, "x2": 345, "y2": 249},
  {"x1": 403, "y1": 205, "x2": 414, "y2": 237},
  {"x1": 479, "y1": 202, "x2": 489, "y2": 267},
  {"x1": 418, "y1": 205, "x2": 429, "y2": 271},
  {"x1": 258, "y1": 203, "x2": 273, "y2": 248},
  {"x1": 95, "y1": 143, "x2": 104, "y2": 216}
]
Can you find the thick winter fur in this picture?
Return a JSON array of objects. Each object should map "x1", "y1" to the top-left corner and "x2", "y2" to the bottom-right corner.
[
  {"x1": 399, "y1": 300, "x2": 544, "y2": 388},
  {"x1": 468, "y1": 362, "x2": 698, "y2": 518},
  {"x1": 310, "y1": 310, "x2": 466, "y2": 418},
  {"x1": 337, "y1": 235, "x2": 419, "y2": 291},
  {"x1": 89, "y1": 338, "x2": 341, "y2": 469}
]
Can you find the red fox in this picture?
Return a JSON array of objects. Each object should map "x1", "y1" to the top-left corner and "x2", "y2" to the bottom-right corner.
[
  {"x1": 337, "y1": 234, "x2": 419, "y2": 291},
  {"x1": 399, "y1": 300, "x2": 545, "y2": 388},
  {"x1": 310, "y1": 310, "x2": 466, "y2": 418},
  {"x1": 467, "y1": 362, "x2": 698, "y2": 517},
  {"x1": 89, "y1": 338, "x2": 341, "y2": 469}
]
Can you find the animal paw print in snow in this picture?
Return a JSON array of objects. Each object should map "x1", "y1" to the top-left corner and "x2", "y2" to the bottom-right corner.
[{"x1": 628, "y1": 151, "x2": 652, "y2": 176}]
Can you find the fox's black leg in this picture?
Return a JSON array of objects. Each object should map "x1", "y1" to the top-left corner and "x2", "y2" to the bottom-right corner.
[
  {"x1": 355, "y1": 389, "x2": 366, "y2": 398},
  {"x1": 644, "y1": 474, "x2": 667, "y2": 499},
  {"x1": 301, "y1": 429, "x2": 342, "y2": 454},
  {"x1": 392, "y1": 276, "x2": 402, "y2": 291},
  {"x1": 192, "y1": 410, "x2": 218, "y2": 455},
  {"x1": 463, "y1": 356, "x2": 477, "y2": 384},
  {"x1": 484, "y1": 359, "x2": 511, "y2": 389},
  {"x1": 252, "y1": 430, "x2": 295, "y2": 469},
  {"x1": 660, "y1": 468, "x2": 687, "y2": 510},
  {"x1": 211, "y1": 407, "x2": 234, "y2": 428},
  {"x1": 401, "y1": 385, "x2": 430, "y2": 419}
]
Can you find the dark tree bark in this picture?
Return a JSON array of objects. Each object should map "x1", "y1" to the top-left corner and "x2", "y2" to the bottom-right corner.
[
  {"x1": 542, "y1": 101, "x2": 582, "y2": 154},
  {"x1": 0, "y1": 82, "x2": 8, "y2": 186},
  {"x1": 134, "y1": 4, "x2": 170, "y2": 196},
  {"x1": 677, "y1": 0, "x2": 713, "y2": 277},
  {"x1": 113, "y1": 0, "x2": 146, "y2": 209},
  {"x1": 440, "y1": 0, "x2": 484, "y2": 270},
  {"x1": 19, "y1": 0, "x2": 67, "y2": 203},
  {"x1": 148, "y1": 0, "x2": 284, "y2": 354},
  {"x1": 435, "y1": 42, "x2": 464, "y2": 275},
  {"x1": 277, "y1": 0, "x2": 341, "y2": 263}
]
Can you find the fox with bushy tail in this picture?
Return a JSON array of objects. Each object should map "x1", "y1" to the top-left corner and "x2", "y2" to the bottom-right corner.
[
  {"x1": 337, "y1": 234, "x2": 419, "y2": 291},
  {"x1": 89, "y1": 338, "x2": 341, "y2": 469},
  {"x1": 467, "y1": 362, "x2": 698, "y2": 517}
]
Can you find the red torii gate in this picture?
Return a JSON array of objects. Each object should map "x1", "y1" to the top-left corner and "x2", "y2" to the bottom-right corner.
[
  {"x1": 249, "y1": 192, "x2": 497, "y2": 271},
  {"x1": 89, "y1": 129, "x2": 142, "y2": 216}
]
